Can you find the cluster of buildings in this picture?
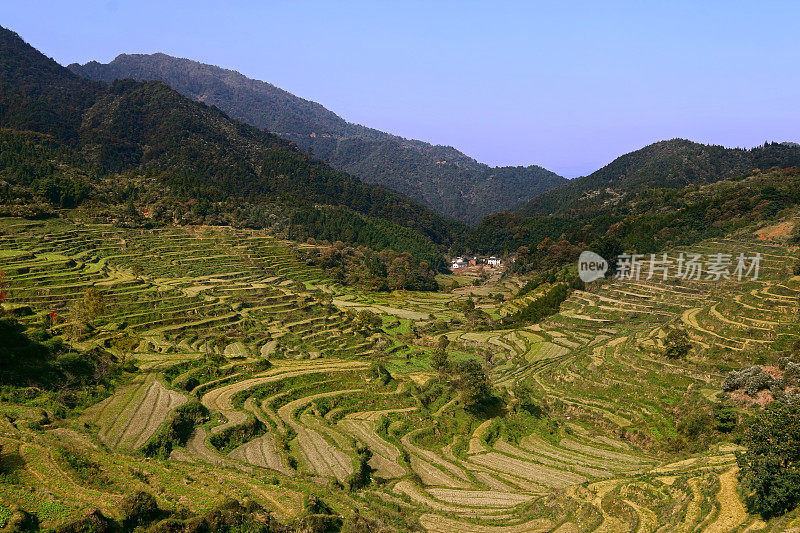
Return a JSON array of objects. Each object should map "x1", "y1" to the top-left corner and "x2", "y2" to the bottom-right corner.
[{"x1": 450, "y1": 256, "x2": 503, "y2": 270}]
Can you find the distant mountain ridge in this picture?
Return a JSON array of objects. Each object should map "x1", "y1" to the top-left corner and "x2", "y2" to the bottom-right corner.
[
  {"x1": 517, "y1": 138, "x2": 800, "y2": 218},
  {"x1": 0, "y1": 25, "x2": 463, "y2": 270},
  {"x1": 69, "y1": 53, "x2": 567, "y2": 223}
]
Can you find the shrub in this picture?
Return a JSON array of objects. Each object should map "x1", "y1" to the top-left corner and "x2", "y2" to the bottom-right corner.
[
  {"x1": 430, "y1": 347, "x2": 449, "y2": 372},
  {"x1": 53, "y1": 446, "x2": 106, "y2": 487},
  {"x1": 345, "y1": 446, "x2": 373, "y2": 491},
  {"x1": 782, "y1": 362, "x2": 800, "y2": 387},
  {"x1": 209, "y1": 417, "x2": 265, "y2": 453},
  {"x1": 56, "y1": 509, "x2": 115, "y2": 533},
  {"x1": 370, "y1": 363, "x2": 392, "y2": 386},
  {"x1": 3, "y1": 507, "x2": 38, "y2": 532},
  {"x1": 664, "y1": 327, "x2": 691, "y2": 359},
  {"x1": 295, "y1": 496, "x2": 342, "y2": 533},
  {"x1": 451, "y1": 359, "x2": 492, "y2": 410},
  {"x1": 723, "y1": 366, "x2": 779, "y2": 396},
  {"x1": 502, "y1": 282, "x2": 570, "y2": 326},
  {"x1": 121, "y1": 491, "x2": 161, "y2": 529},
  {"x1": 141, "y1": 400, "x2": 209, "y2": 458}
]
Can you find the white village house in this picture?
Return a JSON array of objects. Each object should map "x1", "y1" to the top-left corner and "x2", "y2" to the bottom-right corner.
[
  {"x1": 451, "y1": 257, "x2": 468, "y2": 269},
  {"x1": 451, "y1": 256, "x2": 502, "y2": 269}
]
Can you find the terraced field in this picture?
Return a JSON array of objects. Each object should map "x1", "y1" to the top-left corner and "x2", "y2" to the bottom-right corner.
[{"x1": 2, "y1": 216, "x2": 800, "y2": 531}]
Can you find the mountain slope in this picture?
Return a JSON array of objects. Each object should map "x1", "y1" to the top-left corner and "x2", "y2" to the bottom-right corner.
[
  {"x1": 0, "y1": 25, "x2": 463, "y2": 267},
  {"x1": 466, "y1": 164, "x2": 800, "y2": 265},
  {"x1": 518, "y1": 138, "x2": 800, "y2": 217},
  {"x1": 69, "y1": 53, "x2": 566, "y2": 223},
  {"x1": 0, "y1": 27, "x2": 102, "y2": 145}
]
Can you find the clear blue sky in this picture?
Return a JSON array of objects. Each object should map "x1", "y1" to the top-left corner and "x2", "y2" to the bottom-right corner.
[{"x1": 3, "y1": 1, "x2": 799, "y2": 177}]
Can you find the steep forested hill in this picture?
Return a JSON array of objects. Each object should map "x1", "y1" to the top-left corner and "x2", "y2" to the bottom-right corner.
[
  {"x1": 0, "y1": 27, "x2": 102, "y2": 145},
  {"x1": 70, "y1": 53, "x2": 566, "y2": 222},
  {"x1": 0, "y1": 26, "x2": 463, "y2": 268}
]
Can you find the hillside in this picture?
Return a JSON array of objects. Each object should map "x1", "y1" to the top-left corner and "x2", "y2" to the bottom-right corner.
[
  {"x1": 1, "y1": 191, "x2": 800, "y2": 530},
  {"x1": 0, "y1": 27, "x2": 102, "y2": 145},
  {"x1": 69, "y1": 53, "x2": 567, "y2": 223},
  {"x1": 517, "y1": 138, "x2": 800, "y2": 218},
  {"x1": 0, "y1": 26, "x2": 463, "y2": 270},
  {"x1": 466, "y1": 166, "x2": 800, "y2": 264}
]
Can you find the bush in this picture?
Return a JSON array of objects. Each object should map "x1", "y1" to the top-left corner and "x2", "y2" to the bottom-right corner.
[
  {"x1": 345, "y1": 446, "x2": 373, "y2": 491},
  {"x1": 664, "y1": 327, "x2": 691, "y2": 359},
  {"x1": 451, "y1": 359, "x2": 491, "y2": 410},
  {"x1": 209, "y1": 417, "x2": 265, "y2": 453},
  {"x1": 723, "y1": 366, "x2": 779, "y2": 396},
  {"x1": 53, "y1": 446, "x2": 105, "y2": 487},
  {"x1": 3, "y1": 507, "x2": 38, "y2": 532},
  {"x1": 121, "y1": 491, "x2": 161, "y2": 529},
  {"x1": 782, "y1": 362, "x2": 800, "y2": 387},
  {"x1": 56, "y1": 509, "x2": 115, "y2": 533},
  {"x1": 370, "y1": 363, "x2": 392, "y2": 386},
  {"x1": 430, "y1": 347, "x2": 449, "y2": 373},
  {"x1": 502, "y1": 282, "x2": 570, "y2": 326},
  {"x1": 295, "y1": 496, "x2": 342, "y2": 533},
  {"x1": 141, "y1": 400, "x2": 209, "y2": 458}
]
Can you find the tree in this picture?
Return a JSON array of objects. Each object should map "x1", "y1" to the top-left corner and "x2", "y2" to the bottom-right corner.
[
  {"x1": 512, "y1": 379, "x2": 544, "y2": 417},
  {"x1": 430, "y1": 335, "x2": 451, "y2": 372},
  {"x1": 452, "y1": 359, "x2": 490, "y2": 408},
  {"x1": 737, "y1": 404, "x2": 800, "y2": 518},
  {"x1": 70, "y1": 288, "x2": 106, "y2": 337},
  {"x1": 460, "y1": 298, "x2": 476, "y2": 312},
  {"x1": 664, "y1": 326, "x2": 691, "y2": 359},
  {"x1": 431, "y1": 347, "x2": 449, "y2": 373},
  {"x1": 437, "y1": 335, "x2": 450, "y2": 351},
  {"x1": 714, "y1": 403, "x2": 738, "y2": 433}
]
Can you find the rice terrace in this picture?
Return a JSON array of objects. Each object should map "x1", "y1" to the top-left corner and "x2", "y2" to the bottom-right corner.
[{"x1": 3, "y1": 4, "x2": 800, "y2": 532}]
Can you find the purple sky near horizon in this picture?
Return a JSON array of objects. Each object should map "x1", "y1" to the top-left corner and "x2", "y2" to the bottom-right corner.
[{"x1": 3, "y1": 1, "x2": 799, "y2": 177}]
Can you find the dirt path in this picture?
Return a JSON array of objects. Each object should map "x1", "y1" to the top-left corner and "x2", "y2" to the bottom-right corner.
[
  {"x1": 418, "y1": 513, "x2": 552, "y2": 532},
  {"x1": 467, "y1": 419, "x2": 493, "y2": 454},
  {"x1": 704, "y1": 468, "x2": 748, "y2": 533}
]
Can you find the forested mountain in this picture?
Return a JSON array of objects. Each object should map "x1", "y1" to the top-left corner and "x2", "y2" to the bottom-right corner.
[
  {"x1": 517, "y1": 138, "x2": 800, "y2": 217},
  {"x1": 0, "y1": 27, "x2": 102, "y2": 145},
  {"x1": 467, "y1": 165, "x2": 800, "y2": 272},
  {"x1": 0, "y1": 26, "x2": 462, "y2": 272},
  {"x1": 69, "y1": 53, "x2": 566, "y2": 223}
]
